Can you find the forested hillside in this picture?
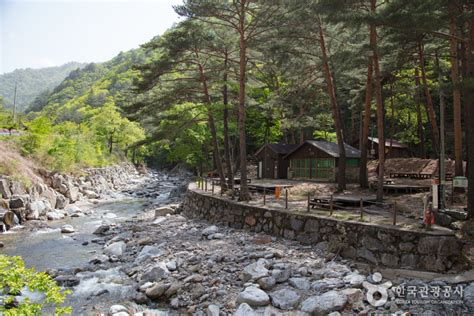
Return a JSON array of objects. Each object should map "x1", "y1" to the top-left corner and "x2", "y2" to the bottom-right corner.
[
  {"x1": 2, "y1": 0, "x2": 473, "y2": 212},
  {"x1": 0, "y1": 62, "x2": 86, "y2": 111}
]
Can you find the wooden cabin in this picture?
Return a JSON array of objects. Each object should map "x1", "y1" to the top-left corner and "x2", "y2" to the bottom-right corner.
[
  {"x1": 255, "y1": 143, "x2": 298, "y2": 179},
  {"x1": 353, "y1": 137, "x2": 410, "y2": 159},
  {"x1": 284, "y1": 140, "x2": 361, "y2": 182}
]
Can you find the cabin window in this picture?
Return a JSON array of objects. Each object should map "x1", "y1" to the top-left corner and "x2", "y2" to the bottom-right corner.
[
  {"x1": 292, "y1": 158, "x2": 334, "y2": 179},
  {"x1": 291, "y1": 159, "x2": 310, "y2": 178},
  {"x1": 346, "y1": 158, "x2": 359, "y2": 167}
]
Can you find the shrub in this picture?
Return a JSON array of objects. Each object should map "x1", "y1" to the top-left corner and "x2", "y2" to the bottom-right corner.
[{"x1": 0, "y1": 255, "x2": 72, "y2": 315}]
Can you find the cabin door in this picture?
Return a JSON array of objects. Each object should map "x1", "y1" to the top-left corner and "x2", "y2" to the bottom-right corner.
[{"x1": 258, "y1": 161, "x2": 263, "y2": 178}]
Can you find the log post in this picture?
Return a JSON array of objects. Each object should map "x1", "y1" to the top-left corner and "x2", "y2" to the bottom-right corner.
[
  {"x1": 330, "y1": 195, "x2": 333, "y2": 216},
  {"x1": 360, "y1": 198, "x2": 364, "y2": 220},
  {"x1": 263, "y1": 187, "x2": 266, "y2": 206},
  {"x1": 392, "y1": 204, "x2": 397, "y2": 225},
  {"x1": 285, "y1": 189, "x2": 288, "y2": 209},
  {"x1": 205, "y1": 178, "x2": 208, "y2": 191},
  {"x1": 307, "y1": 193, "x2": 310, "y2": 212}
]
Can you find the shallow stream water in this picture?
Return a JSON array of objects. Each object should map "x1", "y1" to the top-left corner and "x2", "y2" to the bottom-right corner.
[{"x1": 0, "y1": 174, "x2": 178, "y2": 314}]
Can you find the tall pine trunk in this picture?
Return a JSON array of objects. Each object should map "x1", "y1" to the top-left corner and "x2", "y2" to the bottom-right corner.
[
  {"x1": 359, "y1": 54, "x2": 373, "y2": 188},
  {"x1": 414, "y1": 66, "x2": 426, "y2": 158},
  {"x1": 466, "y1": 9, "x2": 474, "y2": 217},
  {"x1": 449, "y1": 6, "x2": 463, "y2": 176},
  {"x1": 370, "y1": 0, "x2": 385, "y2": 202},
  {"x1": 238, "y1": 0, "x2": 250, "y2": 201},
  {"x1": 318, "y1": 17, "x2": 346, "y2": 191},
  {"x1": 196, "y1": 55, "x2": 227, "y2": 192},
  {"x1": 223, "y1": 49, "x2": 234, "y2": 190},
  {"x1": 418, "y1": 40, "x2": 440, "y2": 154}
]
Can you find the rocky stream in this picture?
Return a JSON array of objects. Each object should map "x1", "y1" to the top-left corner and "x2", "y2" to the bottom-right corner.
[{"x1": 1, "y1": 165, "x2": 474, "y2": 315}]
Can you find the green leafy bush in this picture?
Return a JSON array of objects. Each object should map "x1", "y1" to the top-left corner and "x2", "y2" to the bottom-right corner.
[{"x1": 0, "y1": 255, "x2": 72, "y2": 315}]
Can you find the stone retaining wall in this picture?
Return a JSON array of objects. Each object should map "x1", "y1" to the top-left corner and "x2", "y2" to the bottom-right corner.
[{"x1": 182, "y1": 187, "x2": 469, "y2": 273}]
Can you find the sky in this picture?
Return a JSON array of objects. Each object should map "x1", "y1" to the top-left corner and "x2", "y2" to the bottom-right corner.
[{"x1": 0, "y1": 0, "x2": 183, "y2": 74}]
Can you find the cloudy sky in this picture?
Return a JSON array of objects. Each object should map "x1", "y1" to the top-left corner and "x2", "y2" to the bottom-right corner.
[{"x1": 0, "y1": 0, "x2": 183, "y2": 74}]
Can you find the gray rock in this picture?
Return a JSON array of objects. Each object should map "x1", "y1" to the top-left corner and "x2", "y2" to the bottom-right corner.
[
  {"x1": 289, "y1": 277, "x2": 311, "y2": 290},
  {"x1": 315, "y1": 241, "x2": 329, "y2": 252},
  {"x1": 300, "y1": 290, "x2": 347, "y2": 315},
  {"x1": 235, "y1": 303, "x2": 255, "y2": 316},
  {"x1": 399, "y1": 242, "x2": 415, "y2": 252},
  {"x1": 166, "y1": 260, "x2": 177, "y2": 271},
  {"x1": 236, "y1": 286, "x2": 270, "y2": 307},
  {"x1": 93, "y1": 224, "x2": 110, "y2": 235},
  {"x1": 104, "y1": 241, "x2": 126, "y2": 257},
  {"x1": 66, "y1": 186, "x2": 79, "y2": 202},
  {"x1": 109, "y1": 305, "x2": 128, "y2": 315},
  {"x1": 257, "y1": 276, "x2": 276, "y2": 290},
  {"x1": 54, "y1": 275, "x2": 80, "y2": 287},
  {"x1": 311, "y1": 278, "x2": 345, "y2": 292},
  {"x1": 9, "y1": 195, "x2": 27, "y2": 209},
  {"x1": 270, "y1": 288, "x2": 300, "y2": 310},
  {"x1": 463, "y1": 283, "x2": 474, "y2": 310},
  {"x1": 417, "y1": 237, "x2": 439, "y2": 255},
  {"x1": 28, "y1": 200, "x2": 47, "y2": 216},
  {"x1": 140, "y1": 262, "x2": 170, "y2": 283},
  {"x1": 145, "y1": 282, "x2": 170, "y2": 299},
  {"x1": 206, "y1": 304, "x2": 219, "y2": 316},
  {"x1": 26, "y1": 208, "x2": 40, "y2": 220},
  {"x1": 343, "y1": 273, "x2": 365, "y2": 287},
  {"x1": 46, "y1": 211, "x2": 65, "y2": 220},
  {"x1": 202, "y1": 225, "x2": 219, "y2": 236},
  {"x1": 242, "y1": 260, "x2": 269, "y2": 282},
  {"x1": 135, "y1": 245, "x2": 163, "y2": 264},
  {"x1": 55, "y1": 194, "x2": 68, "y2": 209},
  {"x1": 357, "y1": 248, "x2": 377, "y2": 264},
  {"x1": 60, "y1": 224, "x2": 75, "y2": 233},
  {"x1": 272, "y1": 268, "x2": 291, "y2": 283},
  {"x1": 0, "y1": 179, "x2": 12, "y2": 198},
  {"x1": 155, "y1": 206, "x2": 174, "y2": 217}
]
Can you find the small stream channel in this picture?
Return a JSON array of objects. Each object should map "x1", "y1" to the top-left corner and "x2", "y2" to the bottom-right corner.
[{"x1": 0, "y1": 173, "x2": 180, "y2": 314}]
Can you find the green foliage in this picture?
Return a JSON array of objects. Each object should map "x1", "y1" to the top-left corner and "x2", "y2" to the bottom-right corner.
[{"x1": 0, "y1": 255, "x2": 72, "y2": 315}]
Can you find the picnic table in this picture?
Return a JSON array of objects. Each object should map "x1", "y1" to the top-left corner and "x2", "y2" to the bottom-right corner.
[
  {"x1": 211, "y1": 177, "x2": 252, "y2": 186},
  {"x1": 389, "y1": 172, "x2": 434, "y2": 179},
  {"x1": 248, "y1": 183, "x2": 293, "y2": 193},
  {"x1": 309, "y1": 195, "x2": 377, "y2": 209}
]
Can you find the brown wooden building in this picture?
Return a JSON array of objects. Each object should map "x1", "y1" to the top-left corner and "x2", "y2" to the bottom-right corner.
[
  {"x1": 255, "y1": 143, "x2": 298, "y2": 179},
  {"x1": 352, "y1": 137, "x2": 410, "y2": 159},
  {"x1": 284, "y1": 140, "x2": 361, "y2": 182}
]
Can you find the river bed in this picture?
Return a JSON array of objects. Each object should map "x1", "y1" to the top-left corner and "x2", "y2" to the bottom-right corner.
[{"x1": 0, "y1": 172, "x2": 180, "y2": 314}]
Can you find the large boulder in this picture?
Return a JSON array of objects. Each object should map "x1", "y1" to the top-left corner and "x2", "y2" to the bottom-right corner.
[
  {"x1": 47, "y1": 211, "x2": 65, "y2": 220},
  {"x1": 0, "y1": 179, "x2": 12, "y2": 199},
  {"x1": 270, "y1": 288, "x2": 300, "y2": 310},
  {"x1": 135, "y1": 245, "x2": 164, "y2": 264},
  {"x1": 55, "y1": 194, "x2": 68, "y2": 209},
  {"x1": 241, "y1": 259, "x2": 270, "y2": 282},
  {"x1": 28, "y1": 200, "x2": 48, "y2": 217},
  {"x1": 60, "y1": 224, "x2": 75, "y2": 234},
  {"x1": 140, "y1": 262, "x2": 170, "y2": 283},
  {"x1": 66, "y1": 186, "x2": 79, "y2": 202},
  {"x1": 9, "y1": 195, "x2": 28, "y2": 209},
  {"x1": 104, "y1": 241, "x2": 126, "y2": 257},
  {"x1": 9, "y1": 181, "x2": 26, "y2": 195},
  {"x1": 300, "y1": 290, "x2": 347, "y2": 315},
  {"x1": 236, "y1": 286, "x2": 270, "y2": 307}
]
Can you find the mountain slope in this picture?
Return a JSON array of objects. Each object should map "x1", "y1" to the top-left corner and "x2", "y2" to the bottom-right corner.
[{"x1": 0, "y1": 62, "x2": 86, "y2": 112}]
